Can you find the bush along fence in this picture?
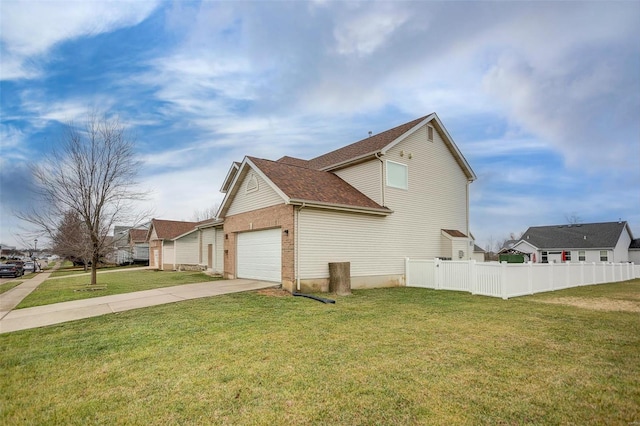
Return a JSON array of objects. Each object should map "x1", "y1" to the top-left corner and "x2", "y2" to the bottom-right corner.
[{"x1": 405, "y1": 258, "x2": 639, "y2": 299}]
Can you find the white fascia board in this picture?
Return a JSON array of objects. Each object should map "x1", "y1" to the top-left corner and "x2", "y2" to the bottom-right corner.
[
  {"x1": 218, "y1": 157, "x2": 290, "y2": 218},
  {"x1": 171, "y1": 228, "x2": 199, "y2": 241},
  {"x1": 513, "y1": 240, "x2": 540, "y2": 252},
  {"x1": 381, "y1": 113, "x2": 477, "y2": 182},
  {"x1": 196, "y1": 219, "x2": 224, "y2": 229},
  {"x1": 289, "y1": 199, "x2": 392, "y2": 216},
  {"x1": 244, "y1": 158, "x2": 291, "y2": 203},
  {"x1": 219, "y1": 162, "x2": 240, "y2": 193},
  {"x1": 380, "y1": 113, "x2": 435, "y2": 156}
]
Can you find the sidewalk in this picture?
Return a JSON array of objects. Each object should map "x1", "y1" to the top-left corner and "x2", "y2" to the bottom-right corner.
[
  {"x1": 0, "y1": 269, "x2": 276, "y2": 334},
  {"x1": 0, "y1": 262, "x2": 61, "y2": 319}
]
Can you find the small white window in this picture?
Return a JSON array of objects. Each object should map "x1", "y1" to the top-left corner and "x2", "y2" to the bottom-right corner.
[
  {"x1": 427, "y1": 126, "x2": 434, "y2": 141},
  {"x1": 386, "y1": 160, "x2": 408, "y2": 189},
  {"x1": 246, "y1": 174, "x2": 259, "y2": 193},
  {"x1": 578, "y1": 251, "x2": 585, "y2": 261},
  {"x1": 600, "y1": 250, "x2": 608, "y2": 262}
]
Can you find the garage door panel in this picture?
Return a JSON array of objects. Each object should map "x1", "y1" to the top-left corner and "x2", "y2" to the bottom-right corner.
[{"x1": 237, "y1": 228, "x2": 281, "y2": 282}]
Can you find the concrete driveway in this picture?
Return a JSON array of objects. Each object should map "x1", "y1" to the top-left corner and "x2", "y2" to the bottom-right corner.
[{"x1": 0, "y1": 268, "x2": 276, "y2": 334}]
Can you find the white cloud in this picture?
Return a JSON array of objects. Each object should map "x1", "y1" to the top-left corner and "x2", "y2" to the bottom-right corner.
[
  {"x1": 0, "y1": 0, "x2": 160, "y2": 80},
  {"x1": 333, "y1": 3, "x2": 411, "y2": 57}
]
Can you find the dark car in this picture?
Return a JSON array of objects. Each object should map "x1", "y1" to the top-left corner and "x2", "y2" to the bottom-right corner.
[{"x1": 0, "y1": 262, "x2": 23, "y2": 278}]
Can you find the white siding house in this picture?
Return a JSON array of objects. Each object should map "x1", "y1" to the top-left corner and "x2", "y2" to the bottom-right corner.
[
  {"x1": 217, "y1": 113, "x2": 477, "y2": 292},
  {"x1": 510, "y1": 222, "x2": 635, "y2": 264}
]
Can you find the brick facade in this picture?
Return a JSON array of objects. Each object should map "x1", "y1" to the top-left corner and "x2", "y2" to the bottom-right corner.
[{"x1": 223, "y1": 204, "x2": 295, "y2": 291}]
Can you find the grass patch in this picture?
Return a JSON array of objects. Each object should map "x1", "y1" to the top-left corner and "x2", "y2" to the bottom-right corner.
[
  {"x1": 16, "y1": 270, "x2": 221, "y2": 309},
  {"x1": 0, "y1": 280, "x2": 22, "y2": 295},
  {"x1": 50, "y1": 263, "x2": 141, "y2": 278},
  {"x1": 1, "y1": 280, "x2": 638, "y2": 424}
]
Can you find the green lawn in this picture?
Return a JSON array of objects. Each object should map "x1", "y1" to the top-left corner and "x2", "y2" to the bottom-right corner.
[
  {"x1": 1, "y1": 280, "x2": 638, "y2": 425},
  {"x1": 16, "y1": 270, "x2": 221, "y2": 309},
  {"x1": 0, "y1": 280, "x2": 22, "y2": 295}
]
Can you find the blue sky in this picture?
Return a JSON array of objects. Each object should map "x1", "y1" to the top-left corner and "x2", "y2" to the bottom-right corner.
[{"x1": 1, "y1": 0, "x2": 639, "y2": 250}]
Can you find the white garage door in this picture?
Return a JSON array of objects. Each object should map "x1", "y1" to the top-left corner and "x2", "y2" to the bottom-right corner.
[{"x1": 237, "y1": 228, "x2": 282, "y2": 282}]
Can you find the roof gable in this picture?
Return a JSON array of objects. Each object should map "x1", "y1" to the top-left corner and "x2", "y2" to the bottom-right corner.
[
  {"x1": 520, "y1": 221, "x2": 631, "y2": 250},
  {"x1": 307, "y1": 115, "x2": 430, "y2": 170},
  {"x1": 149, "y1": 219, "x2": 199, "y2": 240},
  {"x1": 249, "y1": 157, "x2": 389, "y2": 212},
  {"x1": 305, "y1": 113, "x2": 476, "y2": 181}
]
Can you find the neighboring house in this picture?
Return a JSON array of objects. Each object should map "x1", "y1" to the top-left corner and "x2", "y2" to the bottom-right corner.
[
  {"x1": 629, "y1": 238, "x2": 640, "y2": 264},
  {"x1": 112, "y1": 225, "x2": 150, "y2": 265},
  {"x1": 217, "y1": 112, "x2": 477, "y2": 292},
  {"x1": 128, "y1": 228, "x2": 150, "y2": 264},
  {"x1": 509, "y1": 221, "x2": 635, "y2": 264},
  {"x1": 147, "y1": 218, "x2": 224, "y2": 272},
  {"x1": 472, "y1": 244, "x2": 486, "y2": 262}
]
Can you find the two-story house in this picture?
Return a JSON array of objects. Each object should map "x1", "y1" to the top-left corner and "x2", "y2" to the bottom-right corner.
[{"x1": 216, "y1": 113, "x2": 476, "y2": 292}]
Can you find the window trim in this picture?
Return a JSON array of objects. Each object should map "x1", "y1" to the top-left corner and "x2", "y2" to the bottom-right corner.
[{"x1": 386, "y1": 160, "x2": 408, "y2": 190}]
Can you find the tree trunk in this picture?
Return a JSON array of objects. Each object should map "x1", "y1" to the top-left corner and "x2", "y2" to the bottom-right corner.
[
  {"x1": 91, "y1": 252, "x2": 99, "y2": 285},
  {"x1": 329, "y1": 262, "x2": 351, "y2": 295}
]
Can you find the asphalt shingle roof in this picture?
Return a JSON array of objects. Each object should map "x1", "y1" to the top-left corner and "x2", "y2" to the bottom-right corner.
[
  {"x1": 150, "y1": 219, "x2": 199, "y2": 240},
  {"x1": 306, "y1": 115, "x2": 430, "y2": 170},
  {"x1": 249, "y1": 157, "x2": 390, "y2": 212},
  {"x1": 520, "y1": 222, "x2": 630, "y2": 250}
]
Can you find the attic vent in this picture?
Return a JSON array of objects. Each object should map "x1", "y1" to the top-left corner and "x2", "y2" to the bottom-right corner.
[
  {"x1": 427, "y1": 126, "x2": 434, "y2": 141},
  {"x1": 368, "y1": 131, "x2": 372, "y2": 137},
  {"x1": 246, "y1": 174, "x2": 259, "y2": 193}
]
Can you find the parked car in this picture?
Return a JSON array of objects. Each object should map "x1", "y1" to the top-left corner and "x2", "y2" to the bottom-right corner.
[
  {"x1": 0, "y1": 262, "x2": 23, "y2": 278},
  {"x1": 23, "y1": 261, "x2": 40, "y2": 273}
]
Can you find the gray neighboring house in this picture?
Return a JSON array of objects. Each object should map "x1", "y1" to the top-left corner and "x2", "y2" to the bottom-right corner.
[
  {"x1": 510, "y1": 221, "x2": 635, "y2": 263},
  {"x1": 630, "y1": 238, "x2": 640, "y2": 264}
]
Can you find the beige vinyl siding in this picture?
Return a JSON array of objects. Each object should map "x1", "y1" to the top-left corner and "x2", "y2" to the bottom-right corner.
[
  {"x1": 385, "y1": 125, "x2": 469, "y2": 254},
  {"x1": 227, "y1": 171, "x2": 283, "y2": 216},
  {"x1": 215, "y1": 228, "x2": 224, "y2": 274},
  {"x1": 298, "y1": 123, "x2": 470, "y2": 280},
  {"x1": 298, "y1": 208, "x2": 394, "y2": 278},
  {"x1": 175, "y1": 232, "x2": 199, "y2": 264},
  {"x1": 201, "y1": 227, "x2": 217, "y2": 265},
  {"x1": 333, "y1": 159, "x2": 382, "y2": 205}
]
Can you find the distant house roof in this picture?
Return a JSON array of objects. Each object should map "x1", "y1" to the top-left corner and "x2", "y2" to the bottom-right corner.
[
  {"x1": 129, "y1": 229, "x2": 148, "y2": 243},
  {"x1": 248, "y1": 157, "x2": 391, "y2": 214},
  {"x1": 630, "y1": 238, "x2": 640, "y2": 249},
  {"x1": 473, "y1": 244, "x2": 486, "y2": 253},
  {"x1": 519, "y1": 221, "x2": 632, "y2": 250},
  {"x1": 149, "y1": 219, "x2": 199, "y2": 240}
]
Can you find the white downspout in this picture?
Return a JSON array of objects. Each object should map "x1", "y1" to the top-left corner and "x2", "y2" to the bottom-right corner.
[
  {"x1": 296, "y1": 203, "x2": 306, "y2": 291},
  {"x1": 375, "y1": 153, "x2": 385, "y2": 206}
]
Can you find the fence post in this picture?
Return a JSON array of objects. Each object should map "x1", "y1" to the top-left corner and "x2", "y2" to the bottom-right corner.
[
  {"x1": 580, "y1": 261, "x2": 585, "y2": 286},
  {"x1": 470, "y1": 260, "x2": 477, "y2": 295},
  {"x1": 435, "y1": 258, "x2": 441, "y2": 290},
  {"x1": 549, "y1": 262, "x2": 555, "y2": 291},
  {"x1": 528, "y1": 261, "x2": 533, "y2": 295},
  {"x1": 593, "y1": 262, "x2": 597, "y2": 284},
  {"x1": 501, "y1": 261, "x2": 508, "y2": 299}
]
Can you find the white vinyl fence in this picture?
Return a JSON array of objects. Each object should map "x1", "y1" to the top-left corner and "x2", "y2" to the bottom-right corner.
[{"x1": 405, "y1": 258, "x2": 638, "y2": 299}]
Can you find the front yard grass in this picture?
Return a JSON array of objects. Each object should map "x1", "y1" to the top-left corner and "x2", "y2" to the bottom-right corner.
[
  {"x1": 1, "y1": 280, "x2": 638, "y2": 425},
  {"x1": 16, "y1": 270, "x2": 221, "y2": 309},
  {"x1": 0, "y1": 280, "x2": 22, "y2": 295}
]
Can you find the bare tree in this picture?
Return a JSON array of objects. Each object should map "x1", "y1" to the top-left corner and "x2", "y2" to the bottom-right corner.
[
  {"x1": 191, "y1": 204, "x2": 220, "y2": 222},
  {"x1": 19, "y1": 113, "x2": 149, "y2": 285},
  {"x1": 51, "y1": 211, "x2": 93, "y2": 270},
  {"x1": 565, "y1": 212, "x2": 583, "y2": 224}
]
